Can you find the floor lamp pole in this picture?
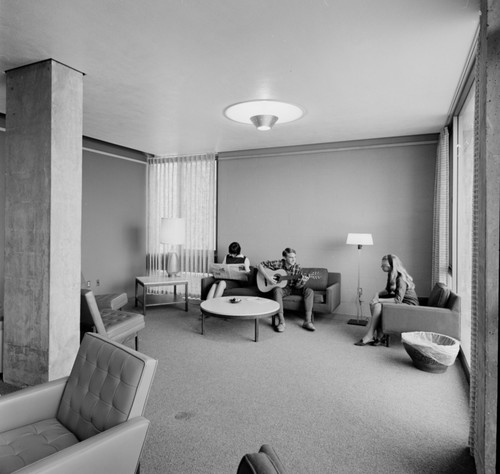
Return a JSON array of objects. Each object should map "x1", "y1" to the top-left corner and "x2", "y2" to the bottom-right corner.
[{"x1": 348, "y1": 244, "x2": 368, "y2": 326}]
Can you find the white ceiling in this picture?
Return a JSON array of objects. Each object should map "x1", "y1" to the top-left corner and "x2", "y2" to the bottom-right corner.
[{"x1": 0, "y1": 0, "x2": 480, "y2": 156}]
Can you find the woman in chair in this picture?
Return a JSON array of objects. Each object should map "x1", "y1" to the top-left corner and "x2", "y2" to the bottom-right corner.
[
  {"x1": 355, "y1": 254, "x2": 418, "y2": 346},
  {"x1": 207, "y1": 242, "x2": 251, "y2": 299}
]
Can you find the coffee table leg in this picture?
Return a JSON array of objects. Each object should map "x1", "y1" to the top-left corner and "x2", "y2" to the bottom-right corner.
[
  {"x1": 201, "y1": 311, "x2": 205, "y2": 335},
  {"x1": 255, "y1": 318, "x2": 259, "y2": 342}
]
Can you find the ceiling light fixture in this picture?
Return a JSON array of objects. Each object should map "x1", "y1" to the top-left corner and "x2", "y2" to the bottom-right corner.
[{"x1": 224, "y1": 100, "x2": 304, "y2": 131}]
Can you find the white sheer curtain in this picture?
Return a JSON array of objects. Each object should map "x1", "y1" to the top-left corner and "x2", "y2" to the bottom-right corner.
[
  {"x1": 431, "y1": 127, "x2": 450, "y2": 288},
  {"x1": 147, "y1": 153, "x2": 216, "y2": 297}
]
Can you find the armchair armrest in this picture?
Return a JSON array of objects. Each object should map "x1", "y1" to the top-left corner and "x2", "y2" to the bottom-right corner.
[
  {"x1": 324, "y1": 281, "x2": 341, "y2": 313},
  {"x1": 201, "y1": 276, "x2": 216, "y2": 300},
  {"x1": 382, "y1": 304, "x2": 460, "y2": 340},
  {"x1": 15, "y1": 416, "x2": 150, "y2": 474},
  {"x1": 0, "y1": 377, "x2": 68, "y2": 432}
]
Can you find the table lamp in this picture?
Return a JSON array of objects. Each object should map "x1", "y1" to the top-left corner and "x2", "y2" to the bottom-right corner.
[
  {"x1": 346, "y1": 233, "x2": 373, "y2": 326},
  {"x1": 161, "y1": 217, "x2": 186, "y2": 277}
]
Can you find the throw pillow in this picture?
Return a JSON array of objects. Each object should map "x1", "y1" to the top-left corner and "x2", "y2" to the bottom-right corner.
[
  {"x1": 428, "y1": 282, "x2": 451, "y2": 307},
  {"x1": 301, "y1": 268, "x2": 328, "y2": 290}
]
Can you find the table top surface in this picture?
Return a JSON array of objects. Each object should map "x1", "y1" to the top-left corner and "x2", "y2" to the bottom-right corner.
[
  {"x1": 200, "y1": 296, "x2": 280, "y2": 318},
  {"x1": 136, "y1": 275, "x2": 189, "y2": 285}
]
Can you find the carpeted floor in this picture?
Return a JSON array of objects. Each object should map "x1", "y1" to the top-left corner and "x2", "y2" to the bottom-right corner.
[
  {"x1": 0, "y1": 301, "x2": 475, "y2": 473},
  {"x1": 136, "y1": 301, "x2": 474, "y2": 474}
]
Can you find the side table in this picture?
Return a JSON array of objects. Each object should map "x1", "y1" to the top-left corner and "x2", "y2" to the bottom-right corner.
[{"x1": 135, "y1": 275, "x2": 189, "y2": 316}]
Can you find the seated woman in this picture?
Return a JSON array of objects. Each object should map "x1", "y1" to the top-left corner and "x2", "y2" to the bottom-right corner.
[
  {"x1": 355, "y1": 254, "x2": 418, "y2": 346},
  {"x1": 207, "y1": 242, "x2": 251, "y2": 299}
]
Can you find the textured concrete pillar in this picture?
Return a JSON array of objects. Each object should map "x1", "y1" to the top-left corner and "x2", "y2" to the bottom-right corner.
[
  {"x1": 3, "y1": 59, "x2": 83, "y2": 386},
  {"x1": 473, "y1": 1, "x2": 500, "y2": 472}
]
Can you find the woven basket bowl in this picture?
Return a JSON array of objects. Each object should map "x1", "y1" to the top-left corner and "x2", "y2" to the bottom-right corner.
[
  {"x1": 402, "y1": 342, "x2": 447, "y2": 373},
  {"x1": 402, "y1": 332, "x2": 459, "y2": 374}
]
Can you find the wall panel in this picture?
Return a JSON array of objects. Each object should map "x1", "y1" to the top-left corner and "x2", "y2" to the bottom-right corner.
[{"x1": 218, "y1": 137, "x2": 437, "y2": 316}]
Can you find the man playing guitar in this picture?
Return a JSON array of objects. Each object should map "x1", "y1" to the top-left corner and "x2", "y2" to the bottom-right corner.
[{"x1": 258, "y1": 247, "x2": 315, "y2": 333}]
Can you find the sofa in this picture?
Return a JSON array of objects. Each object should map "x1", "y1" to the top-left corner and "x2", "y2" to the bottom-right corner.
[
  {"x1": 382, "y1": 282, "x2": 461, "y2": 346},
  {"x1": 201, "y1": 267, "x2": 341, "y2": 316}
]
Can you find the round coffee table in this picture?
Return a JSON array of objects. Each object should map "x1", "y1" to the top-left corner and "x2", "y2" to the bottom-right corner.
[{"x1": 200, "y1": 296, "x2": 280, "y2": 342}]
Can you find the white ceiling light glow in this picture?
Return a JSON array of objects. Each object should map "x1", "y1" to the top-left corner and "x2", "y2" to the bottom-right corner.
[{"x1": 224, "y1": 100, "x2": 304, "y2": 131}]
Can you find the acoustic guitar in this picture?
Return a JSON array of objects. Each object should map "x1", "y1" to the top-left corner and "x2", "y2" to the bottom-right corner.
[{"x1": 256, "y1": 268, "x2": 312, "y2": 293}]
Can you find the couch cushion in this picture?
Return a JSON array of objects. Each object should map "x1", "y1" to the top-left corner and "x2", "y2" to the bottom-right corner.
[
  {"x1": 301, "y1": 268, "x2": 328, "y2": 291},
  {"x1": 247, "y1": 267, "x2": 258, "y2": 287},
  {"x1": 427, "y1": 283, "x2": 451, "y2": 308},
  {"x1": 0, "y1": 418, "x2": 78, "y2": 473},
  {"x1": 224, "y1": 287, "x2": 261, "y2": 297},
  {"x1": 283, "y1": 293, "x2": 325, "y2": 304}
]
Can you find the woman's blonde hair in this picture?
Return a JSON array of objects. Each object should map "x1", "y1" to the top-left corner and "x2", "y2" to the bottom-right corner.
[{"x1": 383, "y1": 254, "x2": 415, "y2": 291}]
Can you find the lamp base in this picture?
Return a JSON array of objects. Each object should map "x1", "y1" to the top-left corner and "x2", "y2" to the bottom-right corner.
[
  {"x1": 166, "y1": 251, "x2": 181, "y2": 277},
  {"x1": 347, "y1": 318, "x2": 368, "y2": 326}
]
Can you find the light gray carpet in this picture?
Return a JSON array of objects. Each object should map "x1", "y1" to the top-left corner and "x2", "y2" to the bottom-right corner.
[
  {"x1": 134, "y1": 301, "x2": 474, "y2": 474},
  {"x1": 0, "y1": 302, "x2": 474, "y2": 473}
]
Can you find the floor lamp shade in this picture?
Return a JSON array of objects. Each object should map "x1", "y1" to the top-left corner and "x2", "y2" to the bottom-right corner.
[
  {"x1": 346, "y1": 233, "x2": 373, "y2": 326},
  {"x1": 161, "y1": 218, "x2": 186, "y2": 276},
  {"x1": 346, "y1": 233, "x2": 374, "y2": 248}
]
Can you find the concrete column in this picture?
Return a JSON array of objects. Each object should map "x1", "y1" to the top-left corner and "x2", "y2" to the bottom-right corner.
[
  {"x1": 3, "y1": 59, "x2": 83, "y2": 386},
  {"x1": 473, "y1": 1, "x2": 500, "y2": 472}
]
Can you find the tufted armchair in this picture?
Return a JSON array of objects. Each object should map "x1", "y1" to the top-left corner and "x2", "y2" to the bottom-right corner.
[
  {"x1": 0, "y1": 332, "x2": 157, "y2": 474},
  {"x1": 237, "y1": 445, "x2": 287, "y2": 474},
  {"x1": 81, "y1": 273, "x2": 128, "y2": 311},
  {"x1": 81, "y1": 289, "x2": 145, "y2": 350}
]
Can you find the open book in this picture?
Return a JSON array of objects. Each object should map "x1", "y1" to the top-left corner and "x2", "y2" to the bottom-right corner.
[{"x1": 210, "y1": 263, "x2": 249, "y2": 281}]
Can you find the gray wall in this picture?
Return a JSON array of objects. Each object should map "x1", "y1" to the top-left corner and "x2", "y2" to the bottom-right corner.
[
  {"x1": 218, "y1": 136, "x2": 437, "y2": 316},
  {"x1": 0, "y1": 132, "x2": 147, "y2": 306},
  {"x1": 81, "y1": 149, "x2": 147, "y2": 297},
  {"x1": 2, "y1": 131, "x2": 436, "y2": 317}
]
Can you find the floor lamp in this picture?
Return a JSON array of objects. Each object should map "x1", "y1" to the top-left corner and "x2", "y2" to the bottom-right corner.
[
  {"x1": 161, "y1": 217, "x2": 186, "y2": 277},
  {"x1": 346, "y1": 233, "x2": 373, "y2": 326}
]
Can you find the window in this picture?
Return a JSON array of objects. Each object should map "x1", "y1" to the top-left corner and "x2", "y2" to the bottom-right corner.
[
  {"x1": 452, "y1": 80, "x2": 475, "y2": 368},
  {"x1": 147, "y1": 153, "x2": 217, "y2": 297}
]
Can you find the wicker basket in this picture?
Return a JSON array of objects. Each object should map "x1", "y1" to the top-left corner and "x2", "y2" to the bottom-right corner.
[{"x1": 402, "y1": 331, "x2": 460, "y2": 374}]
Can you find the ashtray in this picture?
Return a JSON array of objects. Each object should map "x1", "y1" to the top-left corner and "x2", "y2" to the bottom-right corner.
[{"x1": 229, "y1": 298, "x2": 241, "y2": 304}]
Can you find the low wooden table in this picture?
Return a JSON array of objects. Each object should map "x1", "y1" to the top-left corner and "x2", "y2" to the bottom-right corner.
[
  {"x1": 135, "y1": 275, "x2": 189, "y2": 315},
  {"x1": 200, "y1": 296, "x2": 280, "y2": 342}
]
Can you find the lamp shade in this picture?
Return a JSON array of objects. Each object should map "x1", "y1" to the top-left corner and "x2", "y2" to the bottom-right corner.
[
  {"x1": 224, "y1": 100, "x2": 304, "y2": 130},
  {"x1": 346, "y1": 233, "x2": 373, "y2": 246},
  {"x1": 250, "y1": 114, "x2": 279, "y2": 131},
  {"x1": 160, "y1": 218, "x2": 186, "y2": 245}
]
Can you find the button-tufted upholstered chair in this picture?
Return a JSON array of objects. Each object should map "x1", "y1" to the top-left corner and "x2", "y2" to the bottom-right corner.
[
  {"x1": 0, "y1": 332, "x2": 157, "y2": 474},
  {"x1": 81, "y1": 289, "x2": 145, "y2": 351},
  {"x1": 80, "y1": 273, "x2": 128, "y2": 311},
  {"x1": 237, "y1": 445, "x2": 287, "y2": 474}
]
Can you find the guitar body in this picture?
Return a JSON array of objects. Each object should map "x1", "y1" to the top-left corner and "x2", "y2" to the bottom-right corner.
[{"x1": 256, "y1": 268, "x2": 291, "y2": 293}]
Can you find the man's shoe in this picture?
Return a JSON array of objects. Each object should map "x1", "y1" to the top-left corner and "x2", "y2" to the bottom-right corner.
[
  {"x1": 276, "y1": 323, "x2": 286, "y2": 332},
  {"x1": 302, "y1": 321, "x2": 316, "y2": 331}
]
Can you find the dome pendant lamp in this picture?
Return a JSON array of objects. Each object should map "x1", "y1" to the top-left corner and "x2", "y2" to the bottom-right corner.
[{"x1": 224, "y1": 100, "x2": 304, "y2": 131}]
